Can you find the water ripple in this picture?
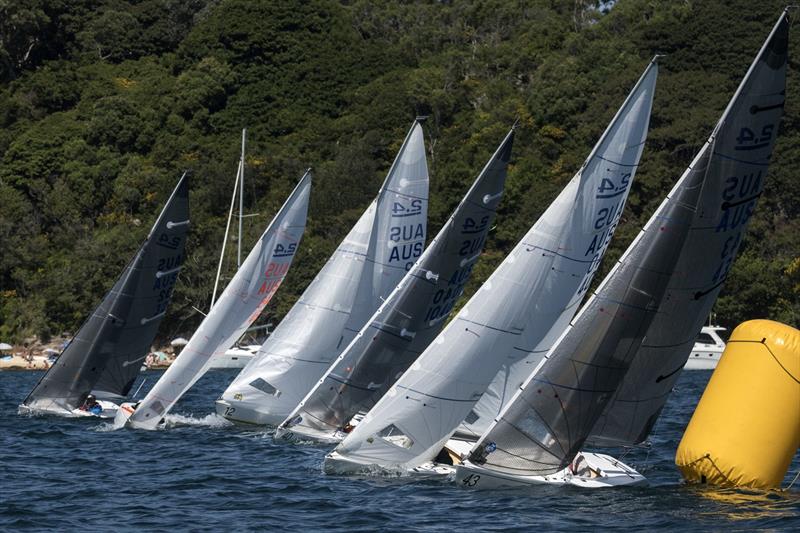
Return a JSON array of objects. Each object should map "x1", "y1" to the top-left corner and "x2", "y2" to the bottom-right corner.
[{"x1": 1, "y1": 369, "x2": 797, "y2": 531}]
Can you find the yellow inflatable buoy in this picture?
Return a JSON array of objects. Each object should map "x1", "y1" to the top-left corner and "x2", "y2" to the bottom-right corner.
[{"x1": 675, "y1": 319, "x2": 800, "y2": 489}]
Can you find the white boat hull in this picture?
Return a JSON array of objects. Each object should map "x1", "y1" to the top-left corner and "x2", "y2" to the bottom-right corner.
[
  {"x1": 454, "y1": 453, "x2": 647, "y2": 489},
  {"x1": 18, "y1": 399, "x2": 119, "y2": 419},
  {"x1": 114, "y1": 402, "x2": 137, "y2": 427},
  {"x1": 324, "y1": 450, "x2": 421, "y2": 476},
  {"x1": 214, "y1": 398, "x2": 285, "y2": 426},
  {"x1": 275, "y1": 425, "x2": 345, "y2": 444},
  {"x1": 683, "y1": 349, "x2": 723, "y2": 370}
]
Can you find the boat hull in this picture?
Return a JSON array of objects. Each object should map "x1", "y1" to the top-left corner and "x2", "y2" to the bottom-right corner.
[
  {"x1": 214, "y1": 398, "x2": 285, "y2": 426},
  {"x1": 114, "y1": 402, "x2": 136, "y2": 427},
  {"x1": 454, "y1": 453, "x2": 647, "y2": 489},
  {"x1": 18, "y1": 399, "x2": 119, "y2": 419},
  {"x1": 683, "y1": 349, "x2": 723, "y2": 370},
  {"x1": 323, "y1": 451, "x2": 411, "y2": 476},
  {"x1": 275, "y1": 425, "x2": 345, "y2": 444}
]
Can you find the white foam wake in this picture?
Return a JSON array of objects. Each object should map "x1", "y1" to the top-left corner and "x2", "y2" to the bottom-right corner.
[{"x1": 162, "y1": 412, "x2": 234, "y2": 429}]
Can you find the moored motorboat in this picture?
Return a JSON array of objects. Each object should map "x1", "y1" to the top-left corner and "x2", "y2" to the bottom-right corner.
[
  {"x1": 683, "y1": 326, "x2": 726, "y2": 370},
  {"x1": 209, "y1": 344, "x2": 261, "y2": 369}
]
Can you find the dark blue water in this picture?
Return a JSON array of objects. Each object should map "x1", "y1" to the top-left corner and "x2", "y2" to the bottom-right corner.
[{"x1": 2, "y1": 370, "x2": 798, "y2": 531}]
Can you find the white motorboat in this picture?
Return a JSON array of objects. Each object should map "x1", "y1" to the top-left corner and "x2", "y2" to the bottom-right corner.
[
  {"x1": 208, "y1": 344, "x2": 260, "y2": 369},
  {"x1": 683, "y1": 326, "x2": 726, "y2": 370}
]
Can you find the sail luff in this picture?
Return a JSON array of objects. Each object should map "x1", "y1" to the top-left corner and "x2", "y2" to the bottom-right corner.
[
  {"x1": 577, "y1": 56, "x2": 661, "y2": 177},
  {"x1": 238, "y1": 128, "x2": 246, "y2": 269},
  {"x1": 127, "y1": 171, "x2": 311, "y2": 429},
  {"x1": 211, "y1": 160, "x2": 241, "y2": 310},
  {"x1": 377, "y1": 118, "x2": 426, "y2": 193},
  {"x1": 712, "y1": 11, "x2": 788, "y2": 137}
]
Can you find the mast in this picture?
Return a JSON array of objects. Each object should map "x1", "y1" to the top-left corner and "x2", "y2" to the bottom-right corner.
[
  {"x1": 238, "y1": 128, "x2": 246, "y2": 268},
  {"x1": 211, "y1": 128, "x2": 247, "y2": 310}
]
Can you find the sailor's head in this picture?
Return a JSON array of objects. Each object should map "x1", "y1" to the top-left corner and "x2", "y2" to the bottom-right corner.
[{"x1": 86, "y1": 394, "x2": 96, "y2": 402}]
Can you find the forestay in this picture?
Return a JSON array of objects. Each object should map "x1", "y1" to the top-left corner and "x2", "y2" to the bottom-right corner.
[
  {"x1": 19, "y1": 174, "x2": 190, "y2": 415},
  {"x1": 326, "y1": 60, "x2": 657, "y2": 472},
  {"x1": 127, "y1": 171, "x2": 311, "y2": 429},
  {"x1": 587, "y1": 12, "x2": 789, "y2": 447},
  {"x1": 217, "y1": 121, "x2": 429, "y2": 425},
  {"x1": 469, "y1": 17, "x2": 787, "y2": 477},
  {"x1": 279, "y1": 128, "x2": 514, "y2": 442}
]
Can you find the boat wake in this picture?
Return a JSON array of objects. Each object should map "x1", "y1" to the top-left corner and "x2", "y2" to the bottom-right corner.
[
  {"x1": 162, "y1": 413, "x2": 234, "y2": 429},
  {"x1": 96, "y1": 411, "x2": 234, "y2": 431}
]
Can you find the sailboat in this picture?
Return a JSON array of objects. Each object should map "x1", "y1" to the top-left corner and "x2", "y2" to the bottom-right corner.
[
  {"x1": 276, "y1": 127, "x2": 514, "y2": 443},
  {"x1": 456, "y1": 12, "x2": 788, "y2": 489},
  {"x1": 117, "y1": 171, "x2": 312, "y2": 429},
  {"x1": 18, "y1": 174, "x2": 191, "y2": 418},
  {"x1": 324, "y1": 58, "x2": 658, "y2": 475},
  {"x1": 208, "y1": 129, "x2": 267, "y2": 369},
  {"x1": 216, "y1": 120, "x2": 429, "y2": 426},
  {"x1": 586, "y1": 10, "x2": 789, "y2": 450}
]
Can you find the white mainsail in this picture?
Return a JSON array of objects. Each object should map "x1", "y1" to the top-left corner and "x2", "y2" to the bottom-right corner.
[
  {"x1": 217, "y1": 121, "x2": 429, "y2": 425},
  {"x1": 278, "y1": 128, "x2": 514, "y2": 442},
  {"x1": 467, "y1": 15, "x2": 787, "y2": 477},
  {"x1": 587, "y1": 11, "x2": 789, "y2": 448},
  {"x1": 126, "y1": 171, "x2": 312, "y2": 429},
  {"x1": 325, "y1": 60, "x2": 658, "y2": 473}
]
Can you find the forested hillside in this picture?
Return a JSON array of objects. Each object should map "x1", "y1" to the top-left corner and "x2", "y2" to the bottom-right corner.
[{"x1": 1, "y1": 0, "x2": 798, "y2": 343}]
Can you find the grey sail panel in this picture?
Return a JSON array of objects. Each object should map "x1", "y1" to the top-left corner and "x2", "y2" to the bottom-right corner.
[
  {"x1": 282, "y1": 129, "x2": 513, "y2": 439},
  {"x1": 22, "y1": 175, "x2": 190, "y2": 412},
  {"x1": 470, "y1": 146, "x2": 710, "y2": 476},
  {"x1": 587, "y1": 12, "x2": 788, "y2": 447}
]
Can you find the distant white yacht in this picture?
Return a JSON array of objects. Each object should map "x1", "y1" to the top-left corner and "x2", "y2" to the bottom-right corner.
[
  {"x1": 684, "y1": 326, "x2": 726, "y2": 370},
  {"x1": 210, "y1": 344, "x2": 261, "y2": 369}
]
